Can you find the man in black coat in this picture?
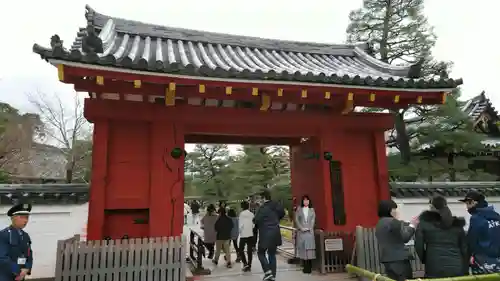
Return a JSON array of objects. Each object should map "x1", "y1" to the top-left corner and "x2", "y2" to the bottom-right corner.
[{"x1": 254, "y1": 190, "x2": 285, "y2": 281}]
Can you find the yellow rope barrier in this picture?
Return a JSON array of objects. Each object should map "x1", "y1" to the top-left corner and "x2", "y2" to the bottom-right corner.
[{"x1": 346, "y1": 264, "x2": 500, "y2": 281}]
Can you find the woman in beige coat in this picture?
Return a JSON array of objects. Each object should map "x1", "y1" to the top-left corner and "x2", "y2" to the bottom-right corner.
[{"x1": 294, "y1": 195, "x2": 316, "y2": 274}]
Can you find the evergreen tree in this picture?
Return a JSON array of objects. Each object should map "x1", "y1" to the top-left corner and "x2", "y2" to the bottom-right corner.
[
  {"x1": 186, "y1": 144, "x2": 234, "y2": 199},
  {"x1": 413, "y1": 89, "x2": 486, "y2": 181},
  {"x1": 346, "y1": 0, "x2": 452, "y2": 164},
  {"x1": 232, "y1": 145, "x2": 275, "y2": 195}
]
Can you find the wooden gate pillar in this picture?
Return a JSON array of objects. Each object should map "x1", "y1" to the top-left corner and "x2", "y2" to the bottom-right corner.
[
  {"x1": 87, "y1": 120, "x2": 108, "y2": 240},
  {"x1": 149, "y1": 122, "x2": 185, "y2": 237}
]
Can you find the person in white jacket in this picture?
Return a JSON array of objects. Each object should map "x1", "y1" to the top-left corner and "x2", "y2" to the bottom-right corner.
[{"x1": 239, "y1": 201, "x2": 255, "y2": 272}]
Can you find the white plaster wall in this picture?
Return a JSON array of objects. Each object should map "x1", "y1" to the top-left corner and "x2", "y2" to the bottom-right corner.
[
  {"x1": 394, "y1": 196, "x2": 500, "y2": 230},
  {"x1": 0, "y1": 203, "x2": 88, "y2": 278}
]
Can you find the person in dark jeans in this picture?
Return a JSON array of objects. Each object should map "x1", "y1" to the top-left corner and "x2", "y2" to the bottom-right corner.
[
  {"x1": 239, "y1": 201, "x2": 255, "y2": 271},
  {"x1": 190, "y1": 200, "x2": 201, "y2": 225},
  {"x1": 250, "y1": 200, "x2": 260, "y2": 252},
  {"x1": 213, "y1": 208, "x2": 234, "y2": 268},
  {"x1": 228, "y1": 209, "x2": 242, "y2": 263},
  {"x1": 254, "y1": 191, "x2": 285, "y2": 281}
]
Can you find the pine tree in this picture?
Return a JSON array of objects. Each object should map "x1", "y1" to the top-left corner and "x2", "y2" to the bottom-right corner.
[
  {"x1": 232, "y1": 145, "x2": 275, "y2": 195},
  {"x1": 346, "y1": 0, "x2": 452, "y2": 164},
  {"x1": 413, "y1": 89, "x2": 486, "y2": 181},
  {"x1": 186, "y1": 144, "x2": 234, "y2": 199}
]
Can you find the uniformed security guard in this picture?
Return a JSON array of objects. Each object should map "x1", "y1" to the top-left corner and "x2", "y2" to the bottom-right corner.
[{"x1": 0, "y1": 203, "x2": 33, "y2": 281}]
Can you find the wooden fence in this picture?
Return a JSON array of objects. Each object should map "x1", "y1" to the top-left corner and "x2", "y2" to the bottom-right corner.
[
  {"x1": 55, "y1": 235, "x2": 186, "y2": 281},
  {"x1": 278, "y1": 225, "x2": 354, "y2": 274},
  {"x1": 355, "y1": 226, "x2": 425, "y2": 277}
]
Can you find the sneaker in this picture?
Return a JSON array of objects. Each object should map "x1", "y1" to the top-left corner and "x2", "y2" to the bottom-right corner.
[
  {"x1": 235, "y1": 258, "x2": 241, "y2": 263},
  {"x1": 226, "y1": 262, "x2": 232, "y2": 268},
  {"x1": 212, "y1": 260, "x2": 218, "y2": 266},
  {"x1": 263, "y1": 271, "x2": 273, "y2": 280},
  {"x1": 242, "y1": 265, "x2": 251, "y2": 272}
]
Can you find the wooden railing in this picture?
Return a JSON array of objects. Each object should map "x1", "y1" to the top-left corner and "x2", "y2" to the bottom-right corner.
[
  {"x1": 54, "y1": 235, "x2": 186, "y2": 281},
  {"x1": 188, "y1": 229, "x2": 211, "y2": 275},
  {"x1": 278, "y1": 225, "x2": 354, "y2": 274}
]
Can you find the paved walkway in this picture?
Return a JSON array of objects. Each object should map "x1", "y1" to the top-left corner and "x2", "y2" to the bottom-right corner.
[{"x1": 183, "y1": 222, "x2": 351, "y2": 281}]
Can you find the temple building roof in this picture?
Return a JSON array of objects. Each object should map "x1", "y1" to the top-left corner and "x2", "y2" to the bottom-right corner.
[
  {"x1": 32, "y1": 5, "x2": 462, "y2": 90},
  {"x1": 386, "y1": 92, "x2": 500, "y2": 149}
]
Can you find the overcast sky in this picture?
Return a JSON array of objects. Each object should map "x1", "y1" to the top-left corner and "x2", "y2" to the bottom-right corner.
[{"x1": 0, "y1": 0, "x2": 498, "y2": 149}]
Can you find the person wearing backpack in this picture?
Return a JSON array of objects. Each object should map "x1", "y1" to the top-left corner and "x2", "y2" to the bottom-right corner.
[{"x1": 460, "y1": 191, "x2": 500, "y2": 274}]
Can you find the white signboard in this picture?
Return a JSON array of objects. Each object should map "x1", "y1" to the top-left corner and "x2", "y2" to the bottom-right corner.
[{"x1": 324, "y1": 238, "x2": 343, "y2": 251}]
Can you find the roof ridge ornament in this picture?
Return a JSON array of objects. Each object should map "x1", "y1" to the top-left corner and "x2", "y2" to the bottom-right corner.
[
  {"x1": 407, "y1": 57, "x2": 425, "y2": 79},
  {"x1": 50, "y1": 35, "x2": 65, "y2": 57},
  {"x1": 82, "y1": 25, "x2": 103, "y2": 55},
  {"x1": 84, "y1": 5, "x2": 96, "y2": 25}
]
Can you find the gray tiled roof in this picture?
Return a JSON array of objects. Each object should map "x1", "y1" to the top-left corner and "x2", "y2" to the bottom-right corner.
[
  {"x1": 0, "y1": 184, "x2": 89, "y2": 205},
  {"x1": 1, "y1": 182, "x2": 498, "y2": 203},
  {"x1": 390, "y1": 182, "x2": 500, "y2": 198},
  {"x1": 32, "y1": 5, "x2": 462, "y2": 90},
  {"x1": 386, "y1": 92, "x2": 500, "y2": 148},
  {"x1": 461, "y1": 91, "x2": 498, "y2": 121}
]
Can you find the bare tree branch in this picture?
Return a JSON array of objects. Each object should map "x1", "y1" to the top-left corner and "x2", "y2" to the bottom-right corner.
[{"x1": 27, "y1": 91, "x2": 91, "y2": 183}]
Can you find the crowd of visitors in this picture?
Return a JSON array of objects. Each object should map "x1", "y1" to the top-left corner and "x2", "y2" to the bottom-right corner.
[
  {"x1": 195, "y1": 192, "x2": 315, "y2": 280},
  {"x1": 376, "y1": 191, "x2": 500, "y2": 280},
  {"x1": 189, "y1": 190, "x2": 500, "y2": 280}
]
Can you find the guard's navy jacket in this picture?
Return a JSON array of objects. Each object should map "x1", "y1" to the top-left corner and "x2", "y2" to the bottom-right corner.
[{"x1": 0, "y1": 227, "x2": 32, "y2": 281}]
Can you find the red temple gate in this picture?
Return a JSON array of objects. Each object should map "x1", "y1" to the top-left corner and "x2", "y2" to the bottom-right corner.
[{"x1": 33, "y1": 5, "x2": 461, "y2": 240}]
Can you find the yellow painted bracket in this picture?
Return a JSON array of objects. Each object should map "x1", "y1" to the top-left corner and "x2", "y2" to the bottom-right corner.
[
  {"x1": 342, "y1": 93, "x2": 354, "y2": 114},
  {"x1": 165, "y1": 88, "x2": 176, "y2": 106},
  {"x1": 260, "y1": 94, "x2": 271, "y2": 111},
  {"x1": 442, "y1": 92, "x2": 448, "y2": 104},
  {"x1": 57, "y1": 64, "x2": 64, "y2": 82},
  {"x1": 134, "y1": 80, "x2": 141, "y2": 88},
  {"x1": 199, "y1": 84, "x2": 205, "y2": 93},
  {"x1": 394, "y1": 95, "x2": 400, "y2": 104},
  {"x1": 301, "y1": 89, "x2": 307, "y2": 98},
  {"x1": 96, "y1": 76, "x2": 104, "y2": 86},
  {"x1": 277, "y1": 88, "x2": 283, "y2": 97}
]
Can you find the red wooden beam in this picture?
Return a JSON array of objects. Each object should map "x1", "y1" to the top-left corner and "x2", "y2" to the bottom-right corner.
[
  {"x1": 70, "y1": 77, "x2": 343, "y2": 105},
  {"x1": 185, "y1": 134, "x2": 300, "y2": 145},
  {"x1": 63, "y1": 65, "x2": 446, "y2": 102},
  {"x1": 83, "y1": 99, "x2": 395, "y2": 133}
]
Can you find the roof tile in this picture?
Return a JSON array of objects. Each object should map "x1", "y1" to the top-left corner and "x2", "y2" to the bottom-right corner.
[
  {"x1": 390, "y1": 182, "x2": 500, "y2": 198},
  {"x1": 32, "y1": 5, "x2": 462, "y2": 90}
]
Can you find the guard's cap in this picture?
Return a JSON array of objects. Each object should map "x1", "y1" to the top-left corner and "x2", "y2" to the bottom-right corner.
[
  {"x1": 7, "y1": 203, "x2": 32, "y2": 217},
  {"x1": 458, "y1": 191, "x2": 485, "y2": 203}
]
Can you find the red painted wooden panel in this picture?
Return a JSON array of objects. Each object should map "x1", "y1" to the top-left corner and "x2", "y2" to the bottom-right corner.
[
  {"x1": 105, "y1": 121, "x2": 150, "y2": 209},
  {"x1": 103, "y1": 209, "x2": 150, "y2": 239},
  {"x1": 339, "y1": 132, "x2": 380, "y2": 229}
]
